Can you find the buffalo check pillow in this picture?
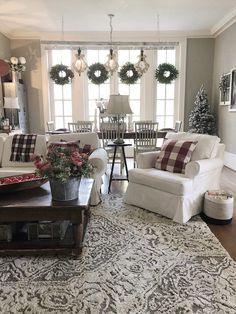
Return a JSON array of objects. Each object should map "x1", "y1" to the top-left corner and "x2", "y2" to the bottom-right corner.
[{"x1": 155, "y1": 139, "x2": 198, "y2": 173}]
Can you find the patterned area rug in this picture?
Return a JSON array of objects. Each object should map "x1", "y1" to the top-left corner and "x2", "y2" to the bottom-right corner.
[{"x1": 0, "y1": 194, "x2": 236, "y2": 314}]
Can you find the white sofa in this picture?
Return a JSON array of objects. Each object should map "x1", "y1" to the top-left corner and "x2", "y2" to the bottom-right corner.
[
  {"x1": 124, "y1": 132, "x2": 225, "y2": 223},
  {"x1": 0, "y1": 132, "x2": 107, "y2": 206}
]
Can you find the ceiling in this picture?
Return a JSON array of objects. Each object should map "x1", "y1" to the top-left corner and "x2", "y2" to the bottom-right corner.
[{"x1": 0, "y1": 0, "x2": 236, "y2": 38}]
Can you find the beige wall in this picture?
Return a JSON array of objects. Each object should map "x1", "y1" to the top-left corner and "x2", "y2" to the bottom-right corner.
[
  {"x1": 10, "y1": 39, "x2": 45, "y2": 134},
  {"x1": 184, "y1": 38, "x2": 215, "y2": 130},
  {"x1": 0, "y1": 33, "x2": 11, "y2": 59},
  {"x1": 213, "y1": 22, "x2": 236, "y2": 155},
  {"x1": 0, "y1": 33, "x2": 11, "y2": 116}
]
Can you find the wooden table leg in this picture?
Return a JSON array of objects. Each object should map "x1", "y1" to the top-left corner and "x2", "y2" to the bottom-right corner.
[
  {"x1": 72, "y1": 212, "x2": 84, "y2": 256},
  {"x1": 108, "y1": 145, "x2": 117, "y2": 193},
  {"x1": 122, "y1": 145, "x2": 129, "y2": 180}
]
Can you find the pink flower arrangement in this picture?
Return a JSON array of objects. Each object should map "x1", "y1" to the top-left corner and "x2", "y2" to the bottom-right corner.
[{"x1": 33, "y1": 144, "x2": 95, "y2": 182}]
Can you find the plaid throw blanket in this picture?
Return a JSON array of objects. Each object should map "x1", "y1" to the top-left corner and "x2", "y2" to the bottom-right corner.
[{"x1": 10, "y1": 134, "x2": 37, "y2": 162}]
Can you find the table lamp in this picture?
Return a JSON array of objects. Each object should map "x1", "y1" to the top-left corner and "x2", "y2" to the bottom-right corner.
[
  {"x1": 107, "y1": 95, "x2": 133, "y2": 144},
  {"x1": 4, "y1": 97, "x2": 20, "y2": 130}
]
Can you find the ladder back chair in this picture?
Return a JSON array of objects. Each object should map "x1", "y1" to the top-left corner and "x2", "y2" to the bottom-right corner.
[
  {"x1": 77, "y1": 121, "x2": 93, "y2": 132},
  {"x1": 100, "y1": 122, "x2": 126, "y2": 174},
  {"x1": 47, "y1": 121, "x2": 55, "y2": 132},
  {"x1": 68, "y1": 122, "x2": 79, "y2": 133},
  {"x1": 134, "y1": 122, "x2": 159, "y2": 167}
]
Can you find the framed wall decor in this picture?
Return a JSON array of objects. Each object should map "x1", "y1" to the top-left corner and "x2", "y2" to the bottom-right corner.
[
  {"x1": 229, "y1": 68, "x2": 236, "y2": 111},
  {"x1": 219, "y1": 72, "x2": 231, "y2": 105}
]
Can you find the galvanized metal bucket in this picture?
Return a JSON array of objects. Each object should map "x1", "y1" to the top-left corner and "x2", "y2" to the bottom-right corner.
[{"x1": 49, "y1": 177, "x2": 81, "y2": 201}]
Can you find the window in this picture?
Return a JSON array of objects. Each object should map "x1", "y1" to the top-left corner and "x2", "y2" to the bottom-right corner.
[
  {"x1": 48, "y1": 50, "x2": 73, "y2": 129},
  {"x1": 118, "y1": 50, "x2": 141, "y2": 121},
  {"x1": 87, "y1": 50, "x2": 110, "y2": 122},
  {"x1": 155, "y1": 49, "x2": 176, "y2": 129}
]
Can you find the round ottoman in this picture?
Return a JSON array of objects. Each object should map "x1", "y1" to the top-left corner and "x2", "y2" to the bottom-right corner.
[{"x1": 201, "y1": 190, "x2": 234, "y2": 224}]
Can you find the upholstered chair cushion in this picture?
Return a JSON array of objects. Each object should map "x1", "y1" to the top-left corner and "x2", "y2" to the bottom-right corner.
[{"x1": 155, "y1": 139, "x2": 197, "y2": 173}]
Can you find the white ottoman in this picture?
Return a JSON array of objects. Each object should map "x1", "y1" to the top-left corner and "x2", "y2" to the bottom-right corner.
[{"x1": 201, "y1": 190, "x2": 234, "y2": 224}]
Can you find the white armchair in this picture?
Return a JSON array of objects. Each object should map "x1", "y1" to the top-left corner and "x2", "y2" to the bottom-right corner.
[{"x1": 124, "y1": 132, "x2": 225, "y2": 223}]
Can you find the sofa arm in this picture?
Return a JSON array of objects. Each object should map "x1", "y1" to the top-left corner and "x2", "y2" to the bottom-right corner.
[
  {"x1": 185, "y1": 158, "x2": 224, "y2": 179},
  {"x1": 89, "y1": 148, "x2": 107, "y2": 175},
  {"x1": 137, "y1": 151, "x2": 160, "y2": 169}
]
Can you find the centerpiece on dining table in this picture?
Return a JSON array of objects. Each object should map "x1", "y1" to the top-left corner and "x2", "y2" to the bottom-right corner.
[{"x1": 33, "y1": 141, "x2": 95, "y2": 201}]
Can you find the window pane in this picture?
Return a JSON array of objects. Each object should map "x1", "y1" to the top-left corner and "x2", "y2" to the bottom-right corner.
[
  {"x1": 54, "y1": 85, "x2": 62, "y2": 99},
  {"x1": 156, "y1": 100, "x2": 165, "y2": 115},
  {"x1": 129, "y1": 84, "x2": 140, "y2": 99},
  {"x1": 129, "y1": 50, "x2": 139, "y2": 63},
  {"x1": 99, "y1": 50, "x2": 109, "y2": 61},
  {"x1": 88, "y1": 84, "x2": 99, "y2": 100},
  {"x1": 157, "y1": 50, "x2": 166, "y2": 65},
  {"x1": 99, "y1": 84, "x2": 110, "y2": 99},
  {"x1": 165, "y1": 116, "x2": 174, "y2": 128},
  {"x1": 87, "y1": 50, "x2": 98, "y2": 64},
  {"x1": 156, "y1": 116, "x2": 165, "y2": 129},
  {"x1": 55, "y1": 117, "x2": 64, "y2": 129},
  {"x1": 55, "y1": 101, "x2": 63, "y2": 115},
  {"x1": 157, "y1": 84, "x2": 165, "y2": 99},
  {"x1": 119, "y1": 50, "x2": 129, "y2": 66},
  {"x1": 63, "y1": 84, "x2": 72, "y2": 99},
  {"x1": 64, "y1": 101, "x2": 72, "y2": 116},
  {"x1": 130, "y1": 100, "x2": 140, "y2": 116},
  {"x1": 64, "y1": 116, "x2": 72, "y2": 127},
  {"x1": 89, "y1": 100, "x2": 96, "y2": 116},
  {"x1": 166, "y1": 100, "x2": 174, "y2": 115},
  {"x1": 119, "y1": 84, "x2": 129, "y2": 95},
  {"x1": 167, "y1": 50, "x2": 176, "y2": 64},
  {"x1": 166, "y1": 83, "x2": 175, "y2": 99}
]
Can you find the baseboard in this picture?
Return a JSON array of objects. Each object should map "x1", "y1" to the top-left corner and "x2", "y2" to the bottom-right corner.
[{"x1": 224, "y1": 151, "x2": 236, "y2": 171}]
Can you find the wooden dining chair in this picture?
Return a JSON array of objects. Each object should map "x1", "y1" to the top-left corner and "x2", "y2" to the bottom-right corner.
[
  {"x1": 68, "y1": 122, "x2": 79, "y2": 133},
  {"x1": 134, "y1": 122, "x2": 159, "y2": 167},
  {"x1": 47, "y1": 121, "x2": 55, "y2": 132},
  {"x1": 77, "y1": 121, "x2": 93, "y2": 132},
  {"x1": 100, "y1": 122, "x2": 126, "y2": 174}
]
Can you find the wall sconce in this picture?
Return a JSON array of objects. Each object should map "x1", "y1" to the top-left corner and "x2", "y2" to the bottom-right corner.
[
  {"x1": 104, "y1": 14, "x2": 119, "y2": 75},
  {"x1": 73, "y1": 48, "x2": 88, "y2": 76},
  {"x1": 134, "y1": 49, "x2": 150, "y2": 76}
]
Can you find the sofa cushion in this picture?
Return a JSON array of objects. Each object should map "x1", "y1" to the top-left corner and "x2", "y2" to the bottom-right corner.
[
  {"x1": 166, "y1": 132, "x2": 220, "y2": 161},
  {"x1": 0, "y1": 136, "x2": 6, "y2": 166},
  {"x1": 129, "y1": 168, "x2": 192, "y2": 196},
  {"x1": 155, "y1": 140, "x2": 197, "y2": 173},
  {"x1": 2, "y1": 135, "x2": 47, "y2": 168}
]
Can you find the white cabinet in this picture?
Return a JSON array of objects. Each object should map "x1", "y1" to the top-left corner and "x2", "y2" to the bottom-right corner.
[{"x1": 3, "y1": 82, "x2": 29, "y2": 133}]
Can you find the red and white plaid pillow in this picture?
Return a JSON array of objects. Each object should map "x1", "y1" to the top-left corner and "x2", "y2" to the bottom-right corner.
[{"x1": 155, "y1": 140, "x2": 198, "y2": 173}]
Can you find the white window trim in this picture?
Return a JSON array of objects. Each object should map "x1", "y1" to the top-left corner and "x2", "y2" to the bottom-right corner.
[{"x1": 41, "y1": 37, "x2": 186, "y2": 131}]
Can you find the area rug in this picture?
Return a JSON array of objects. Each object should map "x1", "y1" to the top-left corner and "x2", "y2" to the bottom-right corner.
[{"x1": 0, "y1": 194, "x2": 236, "y2": 314}]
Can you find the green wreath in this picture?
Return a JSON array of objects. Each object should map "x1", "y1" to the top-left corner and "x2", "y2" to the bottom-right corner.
[
  {"x1": 49, "y1": 64, "x2": 74, "y2": 85},
  {"x1": 155, "y1": 63, "x2": 179, "y2": 84},
  {"x1": 87, "y1": 63, "x2": 109, "y2": 85},
  {"x1": 119, "y1": 62, "x2": 140, "y2": 85}
]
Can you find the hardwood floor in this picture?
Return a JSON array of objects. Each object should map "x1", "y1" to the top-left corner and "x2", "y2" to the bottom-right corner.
[{"x1": 102, "y1": 160, "x2": 236, "y2": 261}]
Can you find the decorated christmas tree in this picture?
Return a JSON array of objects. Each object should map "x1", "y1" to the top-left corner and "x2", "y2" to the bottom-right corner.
[{"x1": 188, "y1": 85, "x2": 216, "y2": 135}]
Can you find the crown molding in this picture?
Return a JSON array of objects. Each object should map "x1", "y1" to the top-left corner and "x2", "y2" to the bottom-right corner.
[
  {"x1": 211, "y1": 7, "x2": 236, "y2": 37},
  {"x1": 5, "y1": 29, "x2": 213, "y2": 41}
]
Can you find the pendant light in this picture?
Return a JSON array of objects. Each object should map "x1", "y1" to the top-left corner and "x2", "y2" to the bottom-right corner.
[
  {"x1": 104, "y1": 14, "x2": 119, "y2": 75},
  {"x1": 73, "y1": 48, "x2": 88, "y2": 76},
  {"x1": 134, "y1": 49, "x2": 150, "y2": 76}
]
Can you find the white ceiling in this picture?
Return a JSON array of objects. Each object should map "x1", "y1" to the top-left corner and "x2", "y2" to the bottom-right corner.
[{"x1": 0, "y1": 0, "x2": 236, "y2": 38}]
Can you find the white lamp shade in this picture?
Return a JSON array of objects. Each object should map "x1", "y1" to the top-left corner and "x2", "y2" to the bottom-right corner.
[
  {"x1": 4, "y1": 97, "x2": 20, "y2": 109},
  {"x1": 107, "y1": 95, "x2": 133, "y2": 115}
]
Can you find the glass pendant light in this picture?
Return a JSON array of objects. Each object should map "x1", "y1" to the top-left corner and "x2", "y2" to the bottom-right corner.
[
  {"x1": 134, "y1": 49, "x2": 150, "y2": 76},
  {"x1": 104, "y1": 14, "x2": 119, "y2": 75},
  {"x1": 73, "y1": 48, "x2": 88, "y2": 76}
]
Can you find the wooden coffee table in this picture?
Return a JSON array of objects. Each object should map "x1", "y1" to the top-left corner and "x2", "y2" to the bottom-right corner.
[{"x1": 0, "y1": 178, "x2": 94, "y2": 257}]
